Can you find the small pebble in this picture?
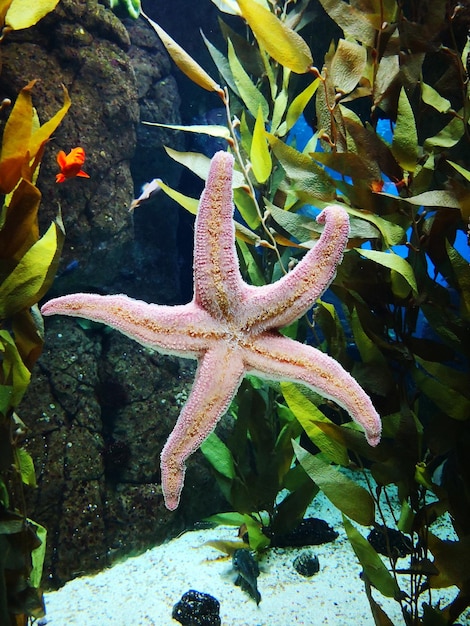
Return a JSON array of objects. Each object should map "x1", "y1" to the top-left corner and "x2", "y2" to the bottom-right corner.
[{"x1": 293, "y1": 551, "x2": 320, "y2": 577}]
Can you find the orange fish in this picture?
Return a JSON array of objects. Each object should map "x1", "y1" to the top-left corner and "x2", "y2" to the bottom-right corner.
[{"x1": 56, "y1": 147, "x2": 90, "y2": 183}]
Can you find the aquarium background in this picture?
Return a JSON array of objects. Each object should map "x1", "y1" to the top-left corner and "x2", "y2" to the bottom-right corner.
[{"x1": 1, "y1": 0, "x2": 469, "y2": 624}]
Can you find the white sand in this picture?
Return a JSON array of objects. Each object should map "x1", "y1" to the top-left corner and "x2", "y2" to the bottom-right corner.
[{"x1": 41, "y1": 490, "x2": 467, "y2": 626}]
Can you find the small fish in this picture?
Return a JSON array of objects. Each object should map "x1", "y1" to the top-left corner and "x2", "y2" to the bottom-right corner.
[
  {"x1": 129, "y1": 178, "x2": 161, "y2": 211},
  {"x1": 56, "y1": 147, "x2": 90, "y2": 183},
  {"x1": 232, "y1": 548, "x2": 261, "y2": 605}
]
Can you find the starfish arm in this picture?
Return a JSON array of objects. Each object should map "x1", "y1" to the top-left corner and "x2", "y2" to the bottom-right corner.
[
  {"x1": 160, "y1": 343, "x2": 246, "y2": 510},
  {"x1": 41, "y1": 294, "x2": 219, "y2": 357},
  {"x1": 242, "y1": 205, "x2": 350, "y2": 332},
  {"x1": 193, "y1": 151, "x2": 247, "y2": 322},
  {"x1": 245, "y1": 333, "x2": 381, "y2": 446}
]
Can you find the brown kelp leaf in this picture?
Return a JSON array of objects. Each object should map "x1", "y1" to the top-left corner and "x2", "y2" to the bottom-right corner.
[
  {"x1": 236, "y1": 0, "x2": 313, "y2": 74},
  {"x1": 330, "y1": 39, "x2": 367, "y2": 95},
  {"x1": 317, "y1": 0, "x2": 378, "y2": 46},
  {"x1": 142, "y1": 11, "x2": 224, "y2": 95},
  {"x1": 427, "y1": 533, "x2": 470, "y2": 588}
]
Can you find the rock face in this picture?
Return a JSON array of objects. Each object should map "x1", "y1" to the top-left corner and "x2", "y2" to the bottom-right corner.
[{"x1": 0, "y1": 0, "x2": 225, "y2": 587}]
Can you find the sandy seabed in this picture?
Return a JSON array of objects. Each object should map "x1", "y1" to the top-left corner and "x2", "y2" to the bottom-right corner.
[{"x1": 41, "y1": 490, "x2": 468, "y2": 626}]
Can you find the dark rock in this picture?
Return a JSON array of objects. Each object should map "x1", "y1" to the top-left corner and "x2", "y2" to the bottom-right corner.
[
  {"x1": 172, "y1": 590, "x2": 221, "y2": 626},
  {"x1": 367, "y1": 525, "x2": 413, "y2": 559},
  {"x1": 293, "y1": 551, "x2": 320, "y2": 577},
  {"x1": 270, "y1": 517, "x2": 339, "y2": 548}
]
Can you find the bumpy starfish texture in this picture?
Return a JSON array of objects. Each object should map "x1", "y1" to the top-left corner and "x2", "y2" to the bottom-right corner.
[{"x1": 41, "y1": 151, "x2": 381, "y2": 510}]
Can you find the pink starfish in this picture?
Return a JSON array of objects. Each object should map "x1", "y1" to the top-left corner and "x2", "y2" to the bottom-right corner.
[{"x1": 41, "y1": 151, "x2": 381, "y2": 510}]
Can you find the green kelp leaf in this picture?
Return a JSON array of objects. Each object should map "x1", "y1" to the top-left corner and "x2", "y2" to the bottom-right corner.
[
  {"x1": 233, "y1": 187, "x2": 261, "y2": 230},
  {"x1": 205, "y1": 511, "x2": 246, "y2": 527},
  {"x1": 317, "y1": 0, "x2": 378, "y2": 46},
  {"x1": 236, "y1": 0, "x2": 313, "y2": 74},
  {"x1": 0, "y1": 221, "x2": 62, "y2": 318},
  {"x1": 413, "y1": 361, "x2": 470, "y2": 421},
  {"x1": 355, "y1": 249, "x2": 417, "y2": 295},
  {"x1": 282, "y1": 383, "x2": 348, "y2": 465},
  {"x1": 237, "y1": 240, "x2": 265, "y2": 286},
  {"x1": 143, "y1": 13, "x2": 223, "y2": 95},
  {"x1": 350, "y1": 308, "x2": 386, "y2": 365},
  {"x1": 265, "y1": 201, "x2": 315, "y2": 244},
  {"x1": 447, "y1": 242, "x2": 470, "y2": 316},
  {"x1": 343, "y1": 516, "x2": 401, "y2": 598},
  {"x1": 227, "y1": 39, "x2": 269, "y2": 120},
  {"x1": 402, "y1": 190, "x2": 461, "y2": 209},
  {"x1": 29, "y1": 519, "x2": 47, "y2": 588},
  {"x1": 5, "y1": 0, "x2": 59, "y2": 30},
  {"x1": 267, "y1": 135, "x2": 335, "y2": 202},
  {"x1": 201, "y1": 432, "x2": 236, "y2": 480},
  {"x1": 424, "y1": 111, "x2": 465, "y2": 151},
  {"x1": 346, "y1": 207, "x2": 405, "y2": 247},
  {"x1": 243, "y1": 513, "x2": 270, "y2": 550},
  {"x1": 157, "y1": 180, "x2": 199, "y2": 215},
  {"x1": 421, "y1": 83, "x2": 452, "y2": 114},
  {"x1": 330, "y1": 39, "x2": 367, "y2": 95},
  {"x1": 143, "y1": 121, "x2": 231, "y2": 140},
  {"x1": 251, "y1": 105, "x2": 271, "y2": 184},
  {"x1": 0, "y1": 385, "x2": 13, "y2": 415},
  {"x1": 392, "y1": 88, "x2": 418, "y2": 173},
  {"x1": 0, "y1": 331, "x2": 30, "y2": 407},
  {"x1": 16, "y1": 448, "x2": 36, "y2": 487},
  {"x1": 293, "y1": 441, "x2": 375, "y2": 525},
  {"x1": 447, "y1": 160, "x2": 470, "y2": 183},
  {"x1": 201, "y1": 31, "x2": 239, "y2": 97},
  {"x1": 285, "y1": 78, "x2": 320, "y2": 132},
  {"x1": 164, "y1": 147, "x2": 246, "y2": 188}
]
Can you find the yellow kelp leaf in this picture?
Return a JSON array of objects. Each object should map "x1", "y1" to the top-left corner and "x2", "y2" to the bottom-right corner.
[
  {"x1": 143, "y1": 121, "x2": 231, "y2": 140},
  {"x1": 227, "y1": 39, "x2": 269, "y2": 120},
  {"x1": 157, "y1": 180, "x2": 199, "y2": 215},
  {"x1": 142, "y1": 11, "x2": 223, "y2": 95},
  {"x1": 0, "y1": 331, "x2": 31, "y2": 407},
  {"x1": 0, "y1": 180, "x2": 41, "y2": 259},
  {"x1": 4, "y1": 0, "x2": 60, "y2": 30},
  {"x1": 250, "y1": 105, "x2": 271, "y2": 184},
  {"x1": 330, "y1": 39, "x2": 367, "y2": 95},
  {"x1": 392, "y1": 87, "x2": 418, "y2": 173},
  {"x1": 28, "y1": 84, "x2": 71, "y2": 158},
  {"x1": 0, "y1": 221, "x2": 62, "y2": 318},
  {"x1": 285, "y1": 77, "x2": 319, "y2": 131},
  {"x1": 0, "y1": 0, "x2": 13, "y2": 28},
  {"x1": 236, "y1": 0, "x2": 313, "y2": 74},
  {"x1": 0, "y1": 80, "x2": 35, "y2": 193}
]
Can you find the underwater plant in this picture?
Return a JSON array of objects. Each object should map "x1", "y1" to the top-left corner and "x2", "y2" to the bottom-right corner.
[
  {"x1": 133, "y1": 1, "x2": 469, "y2": 624},
  {"x1": 0, "y1": 2, "x2": 69, "y2": 622}
]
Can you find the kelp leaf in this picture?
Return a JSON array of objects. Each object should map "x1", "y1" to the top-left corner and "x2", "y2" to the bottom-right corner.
[
  {"x1": 330, "y1": 39, "x2": 367, "y2": 95},
  {"x1": 233, "y1": 187, "x2": 261, "y2": 230},
  {"x1": 421, "y1": 83, "x2": 451, "y2": 114},
  {"x1": 16, "y1": 448, "x2": 36, "y2": 487},
  {"x1": 209, "y1": 0, "x2": 241, "y2": 15},
  {"x1": 427, "y1": 533, "x2": 470, "y2": 588},
  {"x1": 200, "y1": 432, "x2": 236, "y2": 480},
  {"x1": 282, "y1": 383, "x2": 348, "y2": 465},
  {"x1": 0, "y1": 331, "x2": 31, "y2": 407},
  {"x1": 317, "y1": 0, "x2": 378, "y2": 46},
  {"x1": 29, "y1": 519, "x2": 47, "y2": 588},
  {"x1": 251, "y1": 105, "x2": 271, "y2": 183},
  {"x1": 447, "y1": 160, "x2": 470, "y2": 183},
  {"x1": 0, "y1": 221, "x2": 62, "y2": 318},
  {"x1": 392, "y1": 88, "x2": 417, "y2": 173},
  {"x1": 267, "y1": 135, "x2": 335, "y2": 201},
  {"x1": 236, "y1": 0, "x2": 313, "y2": 74},
  {"x1": 142, "y1": 121, "x2": 231, "y2": 139},
  {"x1": 142, "y1": 12, "x2": 223, "y2": 95},
  {"x1": 5, "y1": 0, "x2": 60, "y2": 30},
  {"x1": 227, "y1": 39, "x2": 269, "y2": 119},
  {"x1": 0, "y1": 180, "x2": 41, "y2": 259},
  {"x1": 343, "y1": 515, "x2": 402, "y2": 598},
  {"x1": 413, "y1": 366, "x2": 470, "y2": 421},
  {"x1": 402, "y1": 190, "x2": 461, "y2": 209},
  {"x1": 293, "y1": 441, "x2": 375, "y2": 525},
  {"x1": 157, "y1": 180, "x2": 199, "y2": 215},
  {"x1": 201, "y1": 30, "x2": 239, "y2": 97},
  {"x1": 346, "y1": 207, "x2": 405, "y2": 247},
  {"x1": 164, "y1": 147, "x2": 245, "y2": 188},
  {"x1": 29, "y1": 84, "x2": 71, "y2": 159},
  {"x1": 424, "y1": 111, "x2": 465, "y2": 150},
  {"x1": 355, "y1": 249, "x2": 418, "y2": 295},
  {"x1": 285, "y1": 78, "x2": 320, "y2": 131}
]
